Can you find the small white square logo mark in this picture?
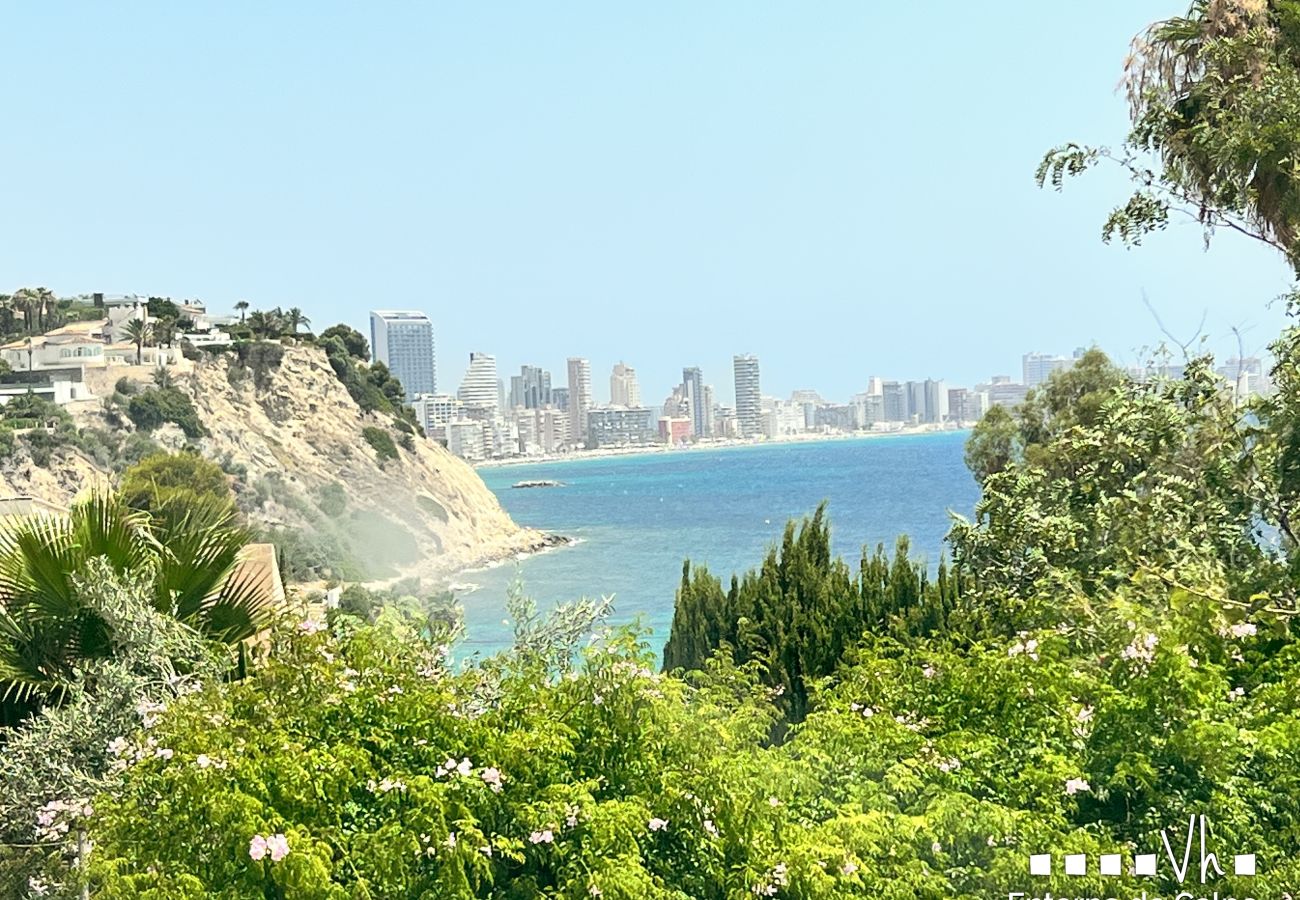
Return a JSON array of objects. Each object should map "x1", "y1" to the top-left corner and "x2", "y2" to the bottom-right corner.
[
  {"x1": 1099, "y1": 854, "x2": 1122, "y2": 876},
  {"x1": 1134, "y1": 854, "x2": 1157, "y2": 876},
  {"x1": 1065, "y1": 854, "x2": 1086, "y2": 876},
  {"x1": 1234, "y1": 854, "x2": 1256, "y2": 876},
  {"x1": 1029, "y1": 854, "x2": 1052, "y2": 876}
]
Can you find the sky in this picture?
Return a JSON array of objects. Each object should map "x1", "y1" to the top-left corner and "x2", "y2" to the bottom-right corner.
[{"x1": 1, "y1": 2, "x2": 1293, "y2": 405}]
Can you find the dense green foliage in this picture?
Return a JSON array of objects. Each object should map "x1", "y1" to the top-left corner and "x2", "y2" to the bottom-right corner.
[
  {"x1": 0, "y1": 564, "x2": 221, "y2": 896},
  {"x1": 319, "y1": 323, "x2": 369, "y2": 361},
  {"x1": 0, "y1": 491, "x2": 272, "y2": 724},
  {"x1": 663, "y1": 504, "x2": 962, "y2": 723},
  {"x1": 125, "y1": 387, "x2": 207, "y2": 438},
  {"x1": 320, "y1": 322, "x2": 418, "y2": 427},
  {"x1": 119, "y1": 451, "x2": 235, "y2": 531},
  {"x1": 363, "y1": 425, "x2": 400, "y2": 463}
]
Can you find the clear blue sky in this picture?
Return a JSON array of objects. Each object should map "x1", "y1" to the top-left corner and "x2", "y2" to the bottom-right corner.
[{"x1": 1, "y1": 2, "x2": 1291, "y2": 404}]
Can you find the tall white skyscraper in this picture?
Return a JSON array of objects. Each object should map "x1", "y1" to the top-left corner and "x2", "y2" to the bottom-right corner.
[
  {"x1": 567, "y1": 357, "x2": 592, "y2": 447},
  {"x1": 682, "y1": 366, "x2": 708, "y2": 437},
  {"x1": 609, "y1": 362, "x2": 641, "y2": 408},
  {"x1": 369, "y1": 310, "x2": 436, "y2": 401},
  {"x1": 733, "y1": 354, "x2": 761, "y2": 438},
  {"x1": 458, "y1": 352, "x2": 499, "y2": 415}
]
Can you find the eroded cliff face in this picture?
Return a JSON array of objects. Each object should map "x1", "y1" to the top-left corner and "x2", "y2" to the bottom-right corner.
[{"x1": 0, "y1": 346, "x2": 546, "y2": 581}]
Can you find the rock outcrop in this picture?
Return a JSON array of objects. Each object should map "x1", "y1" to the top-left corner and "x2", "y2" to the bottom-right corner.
[{"x1": 0, "y1": 345, "x2": 547, "y2": 582}]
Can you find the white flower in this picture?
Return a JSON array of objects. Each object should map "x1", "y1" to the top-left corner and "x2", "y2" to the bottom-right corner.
[
  {"x1": 1064, "y1": 777, "x2": 1091, "y2": 795},
  {"x1": 768, "y1": 796, "x2": 781, "y2": 807},
  {"x1": 456, "y1": 757, "x2": 473, "y2": 777},
  {"x1": 528, "y1": 829, "x2": 555, "y2": 844},
  {"x1": 588, "y1": 884, "x2": 603, "y2": 897},
  {"x1": 1228, "y1": 622, "x2": 1257, "y2": 639},
  {"x1": 480, "y1": 766, "x2": 504, "y2": 792},
  {"x1": 921, "y1": 665, "x2": 936, "y2": 679},
  {"x1": 298, "y1": 618, "x2": 326, "y2": 635},
  {"x1": 106, "y1": 736, "x2": 129, "y2": 757},
  {"x1": 932, "y1": 841, "x2": 942, "y2": 853},
  {"x1": 196, "y1": 754, "x2": 212, "y2": 769},
  {"x1": 1076, "y1": 705, "x2": 1095, "y2": 723},
  {"x1": 840, "y1": 860, "x2": 858, "y2": 875},
  {"x1": 444, "y1": 832, "x2": 457, "y2": 849},
  {"x1": 249, "y1": 835, "x2": 268, "y2": 861},
  {"x1": 648, "y1": 817, "x2": 669, "y2": 832},
  {"x1": 154, "y1": 748, "x2": 174, "y2": 761}
]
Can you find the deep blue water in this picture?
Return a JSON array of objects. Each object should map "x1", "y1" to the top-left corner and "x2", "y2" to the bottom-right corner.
[{"x1": 458, "y1": 431, "x2": 979, "y2": 656}]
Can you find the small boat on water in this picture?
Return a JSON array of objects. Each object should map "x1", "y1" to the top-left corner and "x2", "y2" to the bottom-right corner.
[{"x1": 511, "y1": 479, "x2": 565, "y2": 489}]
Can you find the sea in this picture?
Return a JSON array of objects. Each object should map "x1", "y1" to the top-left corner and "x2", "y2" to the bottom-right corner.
[{"x1": 457, "y1": 430, "x2": 980, "y2": 658}]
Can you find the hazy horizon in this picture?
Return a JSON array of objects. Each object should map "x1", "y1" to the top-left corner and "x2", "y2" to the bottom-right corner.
[{"x1": 3, "y1": 2, "x2": 1292, "y2": 403}]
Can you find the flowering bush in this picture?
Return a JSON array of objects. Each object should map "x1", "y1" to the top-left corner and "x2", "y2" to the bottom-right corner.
[{"x1": 79, "y1": 570, "x2": 1300, "y2": 898}]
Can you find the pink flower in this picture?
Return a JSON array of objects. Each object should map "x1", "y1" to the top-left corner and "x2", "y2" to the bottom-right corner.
[
  {"x1": 648, "y1": 817, "x2": 669, "y2": 832},
  {"x1": 249, "y1": 835, "x2": 268, "y2": 861},
  {"x1": 1064, "y1": 777, "x2": 1091, "y2": 795},
  {"x1": 267, "y1": 833, "x2": 290, "y2": 862},
  {"x1": 298, "y1": 618, "x2": 326, "y2": 635}
]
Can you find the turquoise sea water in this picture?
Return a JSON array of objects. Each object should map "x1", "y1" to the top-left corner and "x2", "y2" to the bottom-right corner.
[{"x1": 460, "y1": 431, "x2": 980, "y2": 657}]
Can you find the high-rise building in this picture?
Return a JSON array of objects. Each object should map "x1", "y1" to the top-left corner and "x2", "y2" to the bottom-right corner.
[
  {"x1": 906, "y1": 381, "x2": 927, "y2": 422},
  {"x1": 978, "y1": 375, "x2": 1030, "y2": 409},
  {"x1": 923, "y1": 379, "x2": 948, "y2": 423},
  {"x1": 682, "y1": 367, "x2": 708, "y2": 437},
  {"x1": 1023, "y1": 351, "x2": 1073, "y2": 387},
  {"x1": 733, "y1": 354, "x2": 762, "y2": 438},
  {"x1": 882, "y1": 381, "x2": 907, "y2": 422},
  {"x1": 508, "y1": 365, "x2": 552, "y2": 410},
  {"x1": 457, "y1": 352, "x2": 499, "y2": 415},
  {"x1": 947, "y1": 387, "x2": 989, "y2": 423},
  {"x1": 701, "y1": 384, "x2": 716, "y2": 438},
  {"x1": 551, "y1": 387, "x2": 570, "y2": 412},
  {"x1": 587, "y1": 406, "x2": 656, "y2": 448},
  {"x1": 369, "y1": 311, "x2": 437, "y2": 401},
  {"x1": 566, "y1": 357, "x2": 592, "y2": 448},
  {"x1": 412, "y1": 393, "x2": 464, "y2": 435},
  {"x1": 610, "y1": 362, "x2": 642, "y2": 408}
]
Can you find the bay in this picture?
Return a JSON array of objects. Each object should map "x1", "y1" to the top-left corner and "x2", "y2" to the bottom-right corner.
[{"x1": 459, "y1": 431, "x2": 980, "y2": 657}]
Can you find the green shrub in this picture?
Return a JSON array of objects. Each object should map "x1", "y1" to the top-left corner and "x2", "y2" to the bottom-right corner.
[
  {"x1": 120, "y1": 451, "x2": 234, "y2": 528},
  {"x1": 114, "y1": 377, "x2": 139, "y2": 396},
  {"x1": 314, "y1": 482, "x2": 348, "y2": 518},
  {"x1": 126, "y1": 388, "x2": 207, "y2": 438},
  {"x1": 230, "y1": 341, "x2": 285, "y2": 390},
  {"x1": 362, "y1": 426, "x2": 398, "y2": 463}
]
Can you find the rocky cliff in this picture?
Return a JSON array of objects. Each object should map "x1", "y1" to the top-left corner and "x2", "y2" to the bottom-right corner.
[{"x1": 0, "y1": 345, "x2": 549, "y2": 583}]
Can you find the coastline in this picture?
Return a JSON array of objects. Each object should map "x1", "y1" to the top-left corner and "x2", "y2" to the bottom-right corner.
[{"x1": 473, "y1": 423, "x2": 972, "y2": 470}]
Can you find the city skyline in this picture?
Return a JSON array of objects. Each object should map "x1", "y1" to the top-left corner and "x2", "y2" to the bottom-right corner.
[{"x1": 3, "y1": 3, "x2": 1292, "y2": 403}]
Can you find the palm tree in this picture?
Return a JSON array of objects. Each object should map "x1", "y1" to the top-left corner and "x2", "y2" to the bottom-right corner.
[
  {"x1": 0, "y1": 492, "x2": 274, "y2": 722},
  {"x1": 122, "y1": 317, "x2": 152, "y2": 365},
  {"x1": 285, "y1": 307, "x2": 311, "y2": 335},
  {"x1": 11, "y1": 288, "x2": 38, "y2": 336},
  {"x1": 245, "y1": 309, "x2": 284, "y2": 339},
  {"x1": 234, "y1": 300, "x2": 250, "y2": 323}
]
